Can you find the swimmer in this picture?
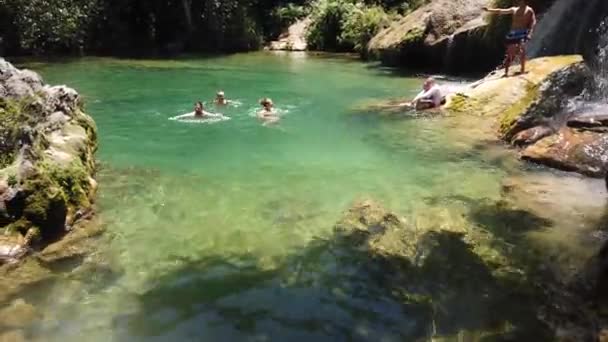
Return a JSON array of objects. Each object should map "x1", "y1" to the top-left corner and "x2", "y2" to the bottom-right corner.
[
  {"x1": 193, "y1": 101, "x2": 216, "y2": 118},
  {"x1": 214, "y1": 91, "x2": 228, "y2": 106},
  {"x1": 194, "y1": 101, "x2": 205, "y2": 117},
  {"x1": 257, "y1": 98, "x2": 280, "y2": 125}
]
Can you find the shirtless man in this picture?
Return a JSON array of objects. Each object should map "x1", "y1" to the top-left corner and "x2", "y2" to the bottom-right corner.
[{"x1": 483, "y1": 0, "x2": 537, "y2": 76}]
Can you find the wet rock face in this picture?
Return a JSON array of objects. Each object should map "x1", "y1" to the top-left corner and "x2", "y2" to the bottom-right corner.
[
  {"x1": 445, "y1": 55, "x2": 608, "y2": 178},
  {"x1": 0, "y1": 58, "x2": 98, "y2": 265},
  {"x1": 512, "y1": 125, "x2": 555, "y2": 147},
  {"x1": 367, "y1": 0, "x2": 502, "y2": 72},
  {"x1": 522, "y1": 128, "x2": 608, "y2": 177},
  {"x1": 505, "y1": 62, "x2": 591, "y2": 140}
]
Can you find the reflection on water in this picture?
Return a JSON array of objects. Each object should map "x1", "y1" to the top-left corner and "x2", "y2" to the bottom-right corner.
[{"x1": 6, "y1": 53, "x2": 604, "y2": 341}]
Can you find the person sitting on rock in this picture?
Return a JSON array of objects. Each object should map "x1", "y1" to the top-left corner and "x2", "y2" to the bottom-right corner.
[
  {"x1": 214, "y1": 91, "x2": 228, "y2": 106},
  {"x1": 406, "y1": 77, "x2": 443, "y2": 110},
  {"x1": 483, "y1": 0, "x2": 537, "y2": 77}
]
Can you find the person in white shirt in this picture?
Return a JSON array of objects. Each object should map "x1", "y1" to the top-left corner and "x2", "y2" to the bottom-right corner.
[{"x1": 407, "y1": 77, "x2": 443, "y2": 110}]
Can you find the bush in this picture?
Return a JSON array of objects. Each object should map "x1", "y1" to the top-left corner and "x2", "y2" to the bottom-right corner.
[
  {"x1": 340, "y1": 5, "x2": 391, "y2": 53},
  {"x1": 306, "y1": 0, "x2": 358, "y2": 51},
  {"x1": 3, "y1": 0, "x2": 98, "y2": 54}
]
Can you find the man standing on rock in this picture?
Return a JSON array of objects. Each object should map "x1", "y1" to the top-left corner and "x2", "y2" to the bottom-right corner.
[{"x1": 483, "y1": 0, "x2": 537, "y2": 77}]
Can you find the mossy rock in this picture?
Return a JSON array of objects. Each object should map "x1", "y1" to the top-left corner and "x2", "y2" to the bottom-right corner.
[
  {"x1": 444, "y1": 55, "x2": 587, "y2": 139},
  {"x1": 0, "y1": 60, "x2": 98, "y2": 246}
]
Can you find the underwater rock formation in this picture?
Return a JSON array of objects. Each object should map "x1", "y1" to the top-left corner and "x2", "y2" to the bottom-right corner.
[{"x1": 0, "y1": 58, "x2": 98, "y2": 264}]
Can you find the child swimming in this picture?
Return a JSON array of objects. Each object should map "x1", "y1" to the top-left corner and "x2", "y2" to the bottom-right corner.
[{"x1": 214, "y1": 91, "x2": 228, "y2": 106}]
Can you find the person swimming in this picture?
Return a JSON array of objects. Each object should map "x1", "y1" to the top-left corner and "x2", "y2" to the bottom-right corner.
[
  {"x1": 214, "y1": 91, "x2": 228, "y2": 106},
  {"x1": 193, "y1": 101, "x2": 219, "y2": 118},
  {"x1": 257, "y1": 98, "x2": 280, "y2": 125},
  {"x1": 194, "y1": 101, "x2": 205, "y2": 117}
]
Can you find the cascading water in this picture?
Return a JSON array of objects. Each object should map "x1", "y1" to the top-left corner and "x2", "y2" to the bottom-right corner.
[
  {"x1": 526, "y1": 0, "x2": 577, "y2": 58},
  {"x1": 527, "y1": 0, "x2": 604, "y2": 58},
  {"x1": 591, "y1": 18, "x2": 608, "y2": 101}
]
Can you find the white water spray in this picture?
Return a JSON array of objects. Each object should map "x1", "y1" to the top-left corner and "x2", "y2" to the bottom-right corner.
[{"x1": 527, "y1": 0, "x2": 578, "y2": 57}]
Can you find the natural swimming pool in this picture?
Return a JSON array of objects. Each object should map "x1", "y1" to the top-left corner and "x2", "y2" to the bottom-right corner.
[{"x1": 20, "y1": 52, "x2": 605, "y2": 341}]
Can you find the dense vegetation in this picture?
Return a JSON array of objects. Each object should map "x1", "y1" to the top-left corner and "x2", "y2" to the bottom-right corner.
[{"x1": 0, "y1": 0, "x2": 424, "y2": 56}]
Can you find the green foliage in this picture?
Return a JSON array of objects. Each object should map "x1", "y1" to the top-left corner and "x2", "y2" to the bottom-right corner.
[
  {"x1": 306, "y1": 0, "x2": 358, "y2": 51},
  {"x1": 363, "y1": 0, "x2": 427, "y2": 14},
  {"x1": 0, "y1": 0, "x2": 425, "y2": 55},
  {"x1": 268, "y1": 3, "x2": 310, "y2": 39},
  {"x1": 3, "y1": 0, "x2": 98, "y2": 54},
  {"x1": 340, "y1": 5, "x2": 391, "y2": 53}
]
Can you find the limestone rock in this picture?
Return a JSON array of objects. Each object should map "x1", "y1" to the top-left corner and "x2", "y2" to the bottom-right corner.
[
  {"x1": 0, "y1": 235, "x2": 28, "y2": 264},
  {"x1": 444, "y1": 56, "x2": 588, "y2": 138},
  {"x1": 0, "y1": 57, "x2": 98, "y2": 263},
  {"x1": 367, "y1": 0, "x2": 500, "y2": 72},
  {"x1": 521, "y1": 128, "x2": 608, "y2": 177},
  {"x1": 0, "y1": 330, "x2": 26, "y2": 342},
  {"x1": 267, "y1": 18, "x2": 311, "y2": 51},
  {"x1": 0, "y1": 298, "x2": 39, "y2": 329},
  {"x1": 567, "y1": 112, "x2": 608, "y2": 130},
  {"x1": 511, "y1": 125, "x2": 555, "y2": 147}
]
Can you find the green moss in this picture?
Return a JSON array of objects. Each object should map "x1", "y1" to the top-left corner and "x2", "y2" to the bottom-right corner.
[
  {"x1": 0, "y1": 96, "x2": 47, "y2": 169},
  {"x1": 0, "y1": 98, "x2": 24, "y2": 169},
  {"x1": 7, "y1": 173, "x2": 18, "y2": 187},
  {"x1": 400, "y1": 26, "x2": 425, "y2": 46},
  {"x1": 498, "y1": 82, "x2": 539, "y2": 137},
  {"x1": 44, "y1": 161, "x2": 91, "y2": 207},
  {"x1": 5, "y1": 218, "x2": 32, "y2": 235}
]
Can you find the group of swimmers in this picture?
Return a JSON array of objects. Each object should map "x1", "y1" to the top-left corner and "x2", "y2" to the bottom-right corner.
[
  {"x1": 193, "y1": 91, "x2": 279, "y2": 125},
  {"x1": 190, "y1": 2, "x2": 535, "y2": 119}
]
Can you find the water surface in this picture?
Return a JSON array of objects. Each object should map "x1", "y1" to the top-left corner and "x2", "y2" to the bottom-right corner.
[{"x1": 23, "y1": 52, "x2": 605, "y2": 341}]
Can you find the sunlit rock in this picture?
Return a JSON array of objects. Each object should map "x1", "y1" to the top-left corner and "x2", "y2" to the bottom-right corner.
[{"x1": 0, "y1": 58, "x2": 98, "y2": 265}]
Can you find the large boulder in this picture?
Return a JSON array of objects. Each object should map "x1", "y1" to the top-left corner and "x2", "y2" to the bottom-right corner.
[
  {"x1": 522, "y1": 127, "x2": 608, "y2": 177},
  {"x1": 367, "y1": 0, "x2": 503, "y2": 72},
  {"x1": 445, "y1": 55, "x2": 588, "y2": 138},
  {"x1": 266, "y1": 18, "x2": 311, "y2": 52},
  {"x1": 0, "y1": 58, "x2": 98, "y2": 264}
]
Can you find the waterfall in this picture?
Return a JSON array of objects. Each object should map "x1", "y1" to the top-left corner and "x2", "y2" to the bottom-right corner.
[
  {"x1": 527, "y1": 0, "x2": 603, "y2": 58},
  {"x1": 592, "y1": 18, "x2": 608, "y2": 100},
  {"x1": 527, "y1": 0, "x2": 577, "y2": 57}
]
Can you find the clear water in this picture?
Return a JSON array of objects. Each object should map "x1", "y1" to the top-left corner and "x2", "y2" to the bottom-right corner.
[{"x1": 18, "y1": 52, "x2": 605, "y2": 341}]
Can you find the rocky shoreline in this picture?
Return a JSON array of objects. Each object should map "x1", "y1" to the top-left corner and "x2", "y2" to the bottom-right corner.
[
  {"x1": 444, "y1": 55, "x2": 607, "y2": 178},
  {"x1": 0, "y1": 58, "x2": 99, "y2": 269}
]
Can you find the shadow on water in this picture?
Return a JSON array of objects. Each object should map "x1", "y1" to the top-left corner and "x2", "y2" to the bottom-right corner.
[{"x1": 111, "y1": 211, "x2": 553, "y2": 342}]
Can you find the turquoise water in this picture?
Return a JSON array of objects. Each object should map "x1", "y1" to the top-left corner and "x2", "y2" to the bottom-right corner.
[{"x1": 20, "y1": 52, "x2": 599, "y2": 341}]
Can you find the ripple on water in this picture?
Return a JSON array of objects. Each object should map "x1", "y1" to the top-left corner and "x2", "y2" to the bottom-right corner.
[{"x1": 16, "y1": 53, "x2": 605, "y2": 341}]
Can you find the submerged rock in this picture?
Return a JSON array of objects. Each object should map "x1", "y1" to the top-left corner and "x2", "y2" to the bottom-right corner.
[
  {"x1": 0, "y1": 298, "x2": 39, "y2": 330},
  {"x1": 0, "y1": 58, "x2": 98, "y2": 264}
]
